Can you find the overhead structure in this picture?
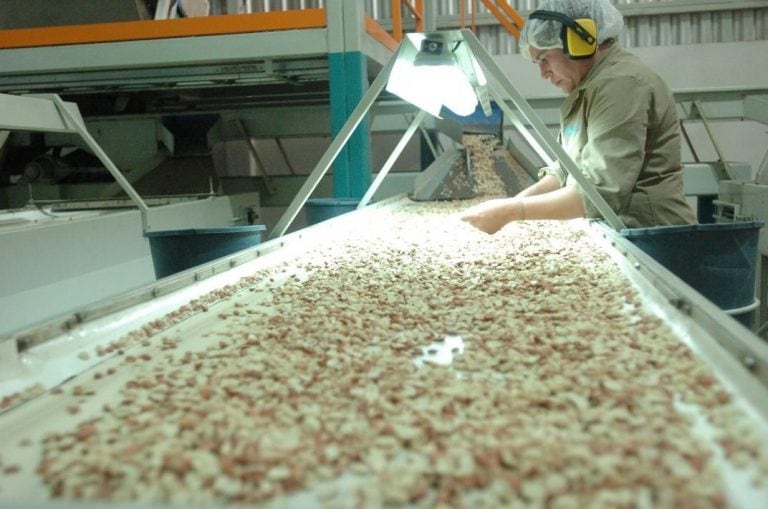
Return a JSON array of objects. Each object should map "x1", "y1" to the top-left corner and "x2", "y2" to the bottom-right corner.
[{"x1": 0, "y1": 4, "x2": 401, "y2": 211}]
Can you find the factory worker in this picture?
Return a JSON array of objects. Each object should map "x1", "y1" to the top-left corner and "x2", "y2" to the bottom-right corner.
[{"x1": 461, "y1": 0, "x2": 696, "y2": 234}]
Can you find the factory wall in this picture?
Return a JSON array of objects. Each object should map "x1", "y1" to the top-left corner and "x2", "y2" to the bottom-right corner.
[
  {"x1": 455, "y1": 2, "x2": 768, "y2": 53},
  {"x1": 236, "y1": 1, "x2": 768, "y2": 50}
]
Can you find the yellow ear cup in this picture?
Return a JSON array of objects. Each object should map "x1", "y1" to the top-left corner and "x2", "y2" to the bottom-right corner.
[{"x1": 564, "y1": 18, "x2": 598, "y2": 59}]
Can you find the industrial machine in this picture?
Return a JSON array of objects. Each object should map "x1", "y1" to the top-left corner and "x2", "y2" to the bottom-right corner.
[
  {"x1": 1, "y1": 196, "x2": 767, "y2": 507},
  {"x1": 717, "y1": 174, "x2": 768, "y2": 336},
  {"x1": 1, "y1": 4, "x2": 768, "y2": 507},
  {"x1": 0, "y1": 93, "x2": 261, "y2": 337},
  {"x1": 678, "y1": 96, "x2": 768, "y2": 336},
  {"x1": 0, "y1": 2, "x2": 400, "y2": 336}
]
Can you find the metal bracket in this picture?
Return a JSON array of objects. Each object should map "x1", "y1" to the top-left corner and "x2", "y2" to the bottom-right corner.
[
  {"x1": 712, "y1": 199, "x2": 741, "y2": 221},
  {"x1": 49, "y1": 95, "x2": 152, "y2": 231},
  {"x1": 270, "y1": 54, "x2": 398, "y2": 238},
  {"x1": 0, "y1": 93, "x2": 152, "y2": 230},
  {"x1": 238, "y1": 119, "x2": 277, "y2": 196},
  {"x1": 687, "y1": 100, "x2": 736, "y2": 181}
]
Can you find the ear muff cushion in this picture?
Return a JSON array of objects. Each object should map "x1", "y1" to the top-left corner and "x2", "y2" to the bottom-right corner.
[{"x1": 563, "y1": 18, "x2": 597, "y2": 59}]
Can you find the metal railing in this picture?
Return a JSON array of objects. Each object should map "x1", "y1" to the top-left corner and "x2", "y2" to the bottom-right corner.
[
  {"x1": 388, "y1": 0, "x2": 524, "y2": 41},
  {"x1": 391, "y1": 0, "x2": 425, "y2": 41},
  {"x1": 0, "y1": 1, "x2": 525, "y2": 50}
]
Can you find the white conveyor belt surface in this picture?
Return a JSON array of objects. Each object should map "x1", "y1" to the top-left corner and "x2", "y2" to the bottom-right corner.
[{"x1": 1, "y1": 196, "x2": 767, "y2": 508}]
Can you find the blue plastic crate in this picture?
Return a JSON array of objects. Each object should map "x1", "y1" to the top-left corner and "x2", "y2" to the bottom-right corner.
[
  {"x1": 304, "y1": 198, "x2": 359, "y2": 225},
  {"x1": 146, "y1": 225, "x2": 266, "y2": 279},
  {"x1": 620, "y1": 221, "x2": 763, "y2": 312}
]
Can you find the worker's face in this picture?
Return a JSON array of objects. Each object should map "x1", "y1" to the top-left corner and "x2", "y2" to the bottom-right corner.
[{"x1": 529, "y1": 47, "x2": 592, "y2": 94}]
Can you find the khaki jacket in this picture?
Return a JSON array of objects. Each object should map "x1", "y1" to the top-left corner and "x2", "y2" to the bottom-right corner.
[{"x1": 541, "y1": 45, "x2": 696, "y2": 228}]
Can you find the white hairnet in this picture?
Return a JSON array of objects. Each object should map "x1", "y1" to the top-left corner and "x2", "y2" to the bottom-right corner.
[{"x1": 520, "y1": 0, "x2": 624, "y2": 60}]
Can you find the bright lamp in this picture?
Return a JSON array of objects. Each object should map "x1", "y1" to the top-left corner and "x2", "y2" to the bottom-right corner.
[{"x1": 386, "y1": 32, "x2": 490, "y2": 118}]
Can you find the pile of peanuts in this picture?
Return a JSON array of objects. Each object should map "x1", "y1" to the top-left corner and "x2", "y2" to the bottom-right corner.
[
  {"x1": 464, "y1": 134, "x2": 506, "y2": 197},
  {"x1": 22, "y1": 199, "x2": 768, "y2": 508}
]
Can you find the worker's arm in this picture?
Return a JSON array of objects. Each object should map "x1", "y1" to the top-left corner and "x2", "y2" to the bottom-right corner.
[
  {"x1": 460, "y1": 184, "x2": 586, "y2": 234},
  {"x1": 516, "y1": 174, "x2": 561, "y2": 198}
]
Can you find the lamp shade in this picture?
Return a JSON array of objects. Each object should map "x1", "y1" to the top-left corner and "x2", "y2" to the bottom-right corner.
[{"x1": 385, "y1": 31, "x2": 490, "y2": 118}]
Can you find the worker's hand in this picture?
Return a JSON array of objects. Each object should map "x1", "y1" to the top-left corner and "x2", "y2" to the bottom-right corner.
[{"x1": 460, "y1": 198, "x2": 519, "y2": 235}]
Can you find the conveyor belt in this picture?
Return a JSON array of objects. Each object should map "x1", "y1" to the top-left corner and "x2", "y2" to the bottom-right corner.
[{"x1": 1, "y1": 196, "x2": 767, "y2": 508}]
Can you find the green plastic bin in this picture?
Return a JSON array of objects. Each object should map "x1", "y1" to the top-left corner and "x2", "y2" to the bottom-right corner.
[
  {"x1": 304, "y1": 198, "x2": 359, "y2": 226},
  {"x1": 621, "y1": 221, "x2": 763, "y2": 326},
  {"x1": 146, "y1": 225, "x2": 266, "y2": 279}
]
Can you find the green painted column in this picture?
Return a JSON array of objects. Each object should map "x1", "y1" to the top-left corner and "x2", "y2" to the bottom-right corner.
[{"x1": 326, "y1": 0, "x2": 372, "y2": 199}]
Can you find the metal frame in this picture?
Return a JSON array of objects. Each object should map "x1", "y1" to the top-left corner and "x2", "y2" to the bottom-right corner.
[
  {"x1": 0, "y1": 93, "x2": 151, "y2": 230},
  {"x1": 681, "y1": 100, "x2": 736, "y2": 181},
  {"x1": 0, "y1": 9, "x2": 327, "y2": 49},
  {"x1": 3, "y1": 195, "x2": 766, "y2": 418},
  {"x1": 0, "y1": 7, "x2": 400, "y2": 93},
  {"x1": 0, "y1": 30, "x2": 330, "y2": 93},
  {"x1": 270, "y1": 29, "x2": 626, "y2": 239},
  {"x1": 395, "y1": 1, "x2": 768, "y2": 31},
  {"x1": 359, "y1": 109, "x2": 427, "y2": 208},
  {"x1": 594, "y1": 220, "x2": 768, "y2": 391},
  {"x1": 269, "y1": 54, "x2": 397, "y2": 238}
]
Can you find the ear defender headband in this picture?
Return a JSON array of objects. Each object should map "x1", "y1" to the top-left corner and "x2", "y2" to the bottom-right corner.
[{"x1": 528, "y1": 10, "x2": 598, "y2": 59}]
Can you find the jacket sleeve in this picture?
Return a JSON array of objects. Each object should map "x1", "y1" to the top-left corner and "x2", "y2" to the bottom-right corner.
[
  {"x1": 575, "y1": 76, "x2": 651, "y2": 218},
  {"x1": 537, "y1": 161, "x2": 567, "y2": 186}
]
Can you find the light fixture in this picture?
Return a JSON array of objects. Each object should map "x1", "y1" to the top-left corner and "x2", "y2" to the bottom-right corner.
[
  {"x1": 385, "y1": 32, "x2": 491, "y2": 118},
  {"x1": 271, "y1": 29, "x2": 625, "y2": 239}
]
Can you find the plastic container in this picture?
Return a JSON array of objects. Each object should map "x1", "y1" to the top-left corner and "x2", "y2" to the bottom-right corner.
[
  {"x1": 304, "y1": 198, "x2": 359, "y2": 226},
  {"x1": 620, "y1": 221, "x2": 763, "y2": 319},
  {"x1": 145, "y1": 225, "x2": 266, "y2": 279},
  {"x1": 442, "y1": 101, "x2": 504, "y2": 137}
]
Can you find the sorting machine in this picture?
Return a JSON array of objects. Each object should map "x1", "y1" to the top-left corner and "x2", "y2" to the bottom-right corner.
[
  {"x1": 0, "y1": 4, "x2": 399, "y2": 339},
  {"x1": 1, "y1": 194, "x2": 768, "y2": 507},
  {"x1": 1, "y1": 52, "x2": 767, "y2": 504},
  {"x1": 2, "y1": 7, "x2": 768, "y2": 507}
]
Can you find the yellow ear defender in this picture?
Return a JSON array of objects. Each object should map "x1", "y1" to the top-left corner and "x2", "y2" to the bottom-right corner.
[{"x1": 528, "y1": 10, "x2": 598, "y2": 60}]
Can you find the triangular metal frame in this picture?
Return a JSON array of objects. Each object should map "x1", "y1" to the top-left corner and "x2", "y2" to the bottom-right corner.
[{"x1": 270, "y1": 29, "x2": 626, "y2": 239}]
